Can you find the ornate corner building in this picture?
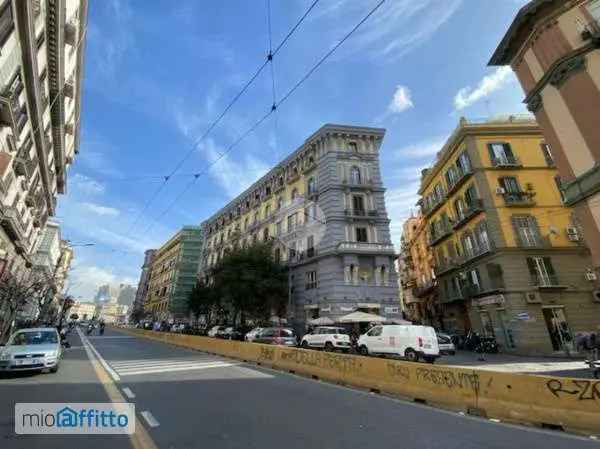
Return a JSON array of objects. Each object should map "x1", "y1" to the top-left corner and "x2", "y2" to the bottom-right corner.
[
  {"x1": 0, "y1": 0, "x2": 87, "y2": 277},
  {"x1": 490, "y1": 0, "x2": 600, "y2": 276},
  {"x1": 199, "y1": 124, "x2": 400, "y2": 332}
]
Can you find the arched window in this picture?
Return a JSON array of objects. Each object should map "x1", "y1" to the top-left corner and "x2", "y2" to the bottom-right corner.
[
  {"x1": 307, "y1": 177, "x2": 316, "y2": 194},
  {"x1": 348, "y1": 142, "x2": 358, "y2": 153},
  {"x1": 291, "y1": 188, "x2": 298, "y2": 201},
  {"x1": 350, "y1": 166, "x2": 361, "y2": 184}
]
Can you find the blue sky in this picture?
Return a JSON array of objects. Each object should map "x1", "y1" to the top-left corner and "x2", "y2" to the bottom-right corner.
[{"x1": 59, "y1": 0, "x2": 530, "y2": 299}]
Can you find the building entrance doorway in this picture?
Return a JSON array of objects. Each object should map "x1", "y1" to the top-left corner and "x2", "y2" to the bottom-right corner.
[{"x1": 542, "y1": 307, "x2": 573, "y2": 352}]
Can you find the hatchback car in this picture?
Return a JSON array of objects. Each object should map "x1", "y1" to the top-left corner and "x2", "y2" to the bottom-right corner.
[
  {"x1": 244, "y1": 327, "x2": 263, "y2": 342},
  {"x1": 0, "y1": 327, "x2": 63, "y2": 373},
  {"x1": 301, "y1": 326, "x2": 351, "y2": 352},
  {"x1": 253, "y1": 328, "x2": 297, "y2": 346},
  {"x1": 207, "y1": 325, "x2": 226, "y2": 337},
  {"x1": 437, "y1": 332, "x2": 457, "y2": 355}
]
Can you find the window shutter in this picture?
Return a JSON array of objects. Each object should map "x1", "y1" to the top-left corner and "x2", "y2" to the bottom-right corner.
[
  {"x1": 503, "y1": 143, "x2": 514, "y2": 159},
  {"x1": 511, "y1": 216, "x2": 524, "y2": 246},
  {"x1": 487, "y1": 143, "x2": 496, "y2": 164},
  {"x1": 526, "y1": 257, "x2": 538, "y2": 281},
  {"x1": 529, "y1": 215, "x2": 542, "y2": 245},
  {"x1": 543, "y1": 257, "x2": 556, "y2": 277}
]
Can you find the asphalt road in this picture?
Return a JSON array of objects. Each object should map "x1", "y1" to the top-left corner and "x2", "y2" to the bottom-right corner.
[{"x1": 1, "y1": 326, "x2": 598, "y2": 449}]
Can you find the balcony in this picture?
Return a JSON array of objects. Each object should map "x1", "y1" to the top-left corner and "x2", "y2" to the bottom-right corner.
[
  {"x1": 337, "y1": 241, "x2": 395, "y2": 255},
  {"x1": 441, "y1": 289, "x2": 464, "y2": 304},
  {"x1": 503, "y1": 191, "x2": 536, "y2": 207},
  {"x1": 0, "y1": 204, "x2": 26, "y2": 244},
  {"x1": 0, "y1": 91, "x2": 19, "y2": 134},
  {"x1": 64, "y1": 79, "x2": 74, "y2": 99},
  {"x1": 530, "y1": 274, "x2": 566, "y2": 290},
  {"x1": 562, "y1": 164, "x2": 600, "y2": 207},
  {"x1": 345, "y1": 208, "x2": 366, "y2": 217},
  {"x1": 412, "y1": 279, "x2": 437, "y2": 298},
  {"x1": 447, "y1": 168, "x2": 473, "y2": 195},
  {"x1": 453, "y1": 199, "x2": 484, "y2": 230},
  {"x1": 518, "y1": 234, "x2": 552, "y2": 249},
  {"x1": 491, "y1": 155, "x2": 521, "y2": 168},
  {"x1": 421, "y1": 194, "x2": 445, "y2": 218},
  {"x1": 428, "y1": 224, "x2": 453, "y2": 246},
  {"x1": 434, "y1": 258, "x2": 458, "y2": 276},
  {"x1": 462, "y1": 241, "x2": 494, "y2": 263}
]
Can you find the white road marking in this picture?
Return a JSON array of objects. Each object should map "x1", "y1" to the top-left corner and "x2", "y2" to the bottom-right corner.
[
  {"x1": 118, "y1": 362, "x2": 238, "y2": 376},
  {"x1": 77, "y1": 328, "x2": 121, "y2": 382},
  {"x1": 110, "y1": 358, "x2": 218, "y2": 368},
  {"x1": 87, "y1": 336, "x2": 136, "y2": 339},
  {"x1": 122, "y1": 387, "x2": 136, "y2": 399},
  {"x1": 140, "y1": 411, "x2": 160, "y2": 428}
]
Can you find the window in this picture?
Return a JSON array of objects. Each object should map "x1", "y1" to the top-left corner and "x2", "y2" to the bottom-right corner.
[
  {"x1": 526, "y1": 257, "x2": 557, "y2": 286},
  {"x1": 288, "y1": 241, "x2": 296, "y2": 260},
  {"x1": 499, "y1": 176, "x2": 520, "y2": 193},
  {"x1": 287, "y1": 213, "x2": 297, "y2": 231},
  {"x1": 433, "y1": 182, "x2": 445, "y2": 200},
  {"x1": 277, "y1": 196, "x2": 283, "y2": 209},
  {"x1": 540, "y1": 143, "x2": 554, "y2": 166},
  {"x1": 307, "y1": 235, "x2": 314, "y2": 257},
  {"x1": 356, "y1": 227, "x2": 368, "y2": 242},
  {"x1": 291, "y1": 188, "x2": 298, "y2": 201},
  {"x1": 476, "y1": 221, "x2": 490, "y2": 249},
  {"x1": 348, "y1": 141, "x2": 358, "y2": 153},
  {"x1": 305, "y1": 271, "x2": 317, "y2": 290},
  {"x1": 512, "y1": 216, "x2": 540, "y2": 247},
  {"x1": 350, "y1": 166, "x2": 361, "y2": 184},
  {"x1": 457, "y1": 151, "x2": 471, "y2": 174},
  {"x1": 253, "y1": 212, "x2": 259, "y2": 224},
  {"x1": 467, "y1": 269, "x2": 481, "y2": 293},
  {"x1": 366, "y1": 326, "x2": 382, "y2": 337},
  {"x1": 266, "y1": 186, "x2": 271, "y2": 195},
  {"x1": 265, "y1": 204, "x2": 271, "y2": 218},
  {"x1": 307, "y1": 177, "x2": 316, "y2": 194},
  {"x1": 244, "y1": 218, "x2": 249, "y2": 230},
  {"x1": 454, "y1": 198, "x2": 466, "y2": 220},
  {"x1": 263, "y1": 227, "x2": 269, "y2": 241},
  {"x1": 488, "y1": 142, "x2": 515, "y2": 165},
  {"x1": 352, "y1": 195, "x2": 365, "y2": 213},
  {"x1": 464, "y1": 184, "x2": 477, "y2": 206},
  {"x1": 305, "y1": 204, "x2": 316, "y2": 223},
  {"x1": 276, "y1": 220, "x2": 282, "y2": 235},
  {"x1": 462, "y1": 232, "x2": 475, "y2": 256},
  {"x1": 0, "y1": 2, "x2": 13, "y2": 47}
]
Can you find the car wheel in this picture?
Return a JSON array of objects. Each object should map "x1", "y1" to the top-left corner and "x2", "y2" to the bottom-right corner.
[
  {"x1": 359, "y1": 345, "x2": 369, "y2": 356},
  {"x1": 324, "y1": 342, "x2": 334, "y2": 352},
  {"x1": 405, "y1": 348, "x2": 419, "y2": 362},
  {"x1": 424, "y1": 356, "x2": 436, "y2": 364},
  {"x1": 50, "y1": 365, "x2": 59, "y2": 373},
  {"x1": 301, "y1": 340, "x2": 309, "y2": 349}
]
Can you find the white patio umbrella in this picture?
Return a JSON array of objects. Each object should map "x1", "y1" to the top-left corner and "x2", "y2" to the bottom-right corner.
[
  {"x1": 386, "y1": 318, "x2": 412, "y2": 325},
  {"x1": 337, "y1": 311, "x2": 386, "y2": 323},
  {"x1": 307, "y1": 316, "x2": 335, "y2": 326}
]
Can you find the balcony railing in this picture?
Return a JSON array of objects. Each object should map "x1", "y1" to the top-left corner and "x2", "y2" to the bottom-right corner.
[
  {"x1": 412, "y1": 279, "x2": 437, "y2": 298},
  {"x1": 428, "y1": 224, "x2": 453, "y2": 246},
  {"x1": 345, "y1": 208, "x2": 366, "y2": 216},
  {"x1": 441, "y1": 289, "x2": 464, "y2": 304},
  {"x1": 491, "y1": 155, "x2": 521, "y2": 168},
  {"x1": 503, "y1": 191, "x2": 535, "y2": 207},
  {"x1": 462, "y1": 240, "x2": 493, "y2": 263},
  {"x1": 337, "y1": 242, "x2": 395, "y2": 254},
  {"x1": 453, "y1": 199, "x2": 484, "y2": 230},
  {"x1": 434, "y1": 258, "x2": 458, "y2": 276},
  {"x1": 562, "y1": 163, "x2": 600, "y2": 207},
  {"x1": 447, "y1": 168, "x2": 473, "y2": 195},
  {"x1": 421, "y1": 194, "x2": 445, "y2": 217},
  {"x1": 531, "y1": 274, "x2": 563, "y2": 289}
]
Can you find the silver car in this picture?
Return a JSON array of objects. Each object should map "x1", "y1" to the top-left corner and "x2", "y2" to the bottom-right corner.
[{"x1": 0, "y1": 327, "x2": 63, "y2": 373}]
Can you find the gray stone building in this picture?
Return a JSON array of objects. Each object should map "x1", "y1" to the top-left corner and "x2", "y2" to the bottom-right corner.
[
  {"x1": 131, "y1": 249, "x2": 156, "y2": 318},
  {"x1": 200, "y1": 124, "x2": 400, "y2": 332}
]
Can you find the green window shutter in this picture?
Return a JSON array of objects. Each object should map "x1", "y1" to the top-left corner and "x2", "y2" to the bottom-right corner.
[
  {"x1": 543, "y1": 257, "x2": 557, "y2": 277},
  {"x1": 526, "y1": 257, "x2": 538, "y2": 281},
  {"x1": 511, "y1": 216, "x2": 523, "y2": 246}
]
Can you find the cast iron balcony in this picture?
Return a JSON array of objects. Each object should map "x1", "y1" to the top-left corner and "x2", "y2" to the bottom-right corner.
[
  {"x1": 412, "y1": 278, "x2": 437, "y2": 298},
  {"x1": 421, "y1": 194, "x2": 446, "y2": 218},
  {"x1": 530, "y1": 274, "x2": 564, "y2": 289},
  {"x1": 503, "y1": 191, "x2": 536, "y2": 207},
  {"x1": 428, "y1": 223, "x2": 453, "y2": 246},
  {"x1": 491, "y1": 155, "x2": 521, "y2": 168},
  {"x1": 453, "y1": 199, "x2": 484, "y2": 230},
  {"x1": 447, "y1": 168, "x2": 473, "y2": 195},
  {"x1": 462, "y1": 240, "x2": 493, "y2": 263},
  {"x1": 337, "y1": 242, "x2": 395, "y2": 255}
]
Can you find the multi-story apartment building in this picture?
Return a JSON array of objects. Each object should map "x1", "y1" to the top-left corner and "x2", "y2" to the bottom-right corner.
[
  {"x1": 0, "y1": 0, "x2": 87, "y2": 277},
  {"x1": 399, "y1": 214, "x2": 439, "y2": 326},
  {"x1": 132, "y1": 249, "x2": 156, "y2": 317},
  {"x1": 70, "y1": 300, "x2": 96, "y2": 321},
  {"x1": 200, "y1": 124, "x2": 399, "y2": 332},
  {"x1": 145, "y1": 227, "x2": 203, "y2": 320},
  {"x1": 418, "y1": 116, "x2": 599, "y2": 355},
  {"x1": 490, "y1": 0, "x2": 600, "y2": 274}
]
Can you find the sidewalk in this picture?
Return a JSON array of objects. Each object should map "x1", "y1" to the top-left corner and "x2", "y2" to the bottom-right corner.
[{"x1": 438, "y1": 351, "x2": 593, "y2": 378}]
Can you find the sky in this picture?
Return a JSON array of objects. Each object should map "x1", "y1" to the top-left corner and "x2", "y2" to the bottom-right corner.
[{"x1": 58, "y1": 0, "x2": 531, "y2": 300}]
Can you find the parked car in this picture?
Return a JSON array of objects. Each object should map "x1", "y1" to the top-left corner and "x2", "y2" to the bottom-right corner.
[
  {"x1": 170, "y1": 323, "x2": 186, "y2": 333},
  {"x1": 357, "y1": 324, "x2": 440, "y2": 363},
  {"x1": 208, "y1": 325, "x2": 227, "y2": 337},
  {"x1": 244, "y1": 327, "x2": 263, "y2": 342},
  {"x1": 0, "y1": 327, "x2": 63, "y2": 374},
  {"x1": 437, "y1": 332, "x2": 456, "y2": 355},
  {"x1": 300, "y1": 326, "x2": 351, "y2": 352},
  {"x1": 253, "y1": 328, "x2": 298, "y2": 346}
]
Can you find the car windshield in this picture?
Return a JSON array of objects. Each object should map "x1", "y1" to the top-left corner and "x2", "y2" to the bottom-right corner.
[
  {"x1": 278, "y1": 329, "x2": 295, "y2": 337},
  {"x1": 10, "y1": 331, "x2": 58, "y2": 346},
  {"x1": 438, "y1": 335, "x2": 451, "y2": 344}
]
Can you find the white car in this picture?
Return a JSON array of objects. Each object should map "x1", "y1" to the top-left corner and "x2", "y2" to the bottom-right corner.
[
  {"x1": 300, "y1": 326, "x2": 351, "y2": 352},
  {"x1": 244, "y1": 327, "x2": 263, "y2": 342},
  {"x1": 207, "y1": 325, "x2": 226, "y2": 337},
  {"x1": 0, "y1": 327, "x2": 63, "y2": 373},
  {"x1": 437, "y1": 333, "x2": 456, "y2": 355},
  {"x1": 358, "y1": 324, "x2": 440, "y2": 363}
]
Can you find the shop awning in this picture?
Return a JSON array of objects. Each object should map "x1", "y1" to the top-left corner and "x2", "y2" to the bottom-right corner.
[
  {"x1": 307, "y1": 317, "x2": 335, "y2": 326},
  {"x1": 337, "y1": 311, "x2": 386, "y2": 323}
]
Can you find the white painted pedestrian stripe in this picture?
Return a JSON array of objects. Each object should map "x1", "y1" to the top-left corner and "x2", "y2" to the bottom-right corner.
[
  {"x1": 77, "y1": 328, "x2": 121, "y2": 382},
  {"x1": 140, "y1": 411, "x2": 160, "y2": 428},
  {"x1": 122, "y1": 387, "x2": 136, "y2": 399},
  {"x1": 87, "y1": 336, "x2": 136, "y2": 339},
  {"x1": 106, "y1": 358, "x2": 238, "y2": 377}
]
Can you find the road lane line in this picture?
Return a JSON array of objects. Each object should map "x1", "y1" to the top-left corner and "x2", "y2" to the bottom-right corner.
[
  {"x1": 140, "y1": 411, "x2": 160, "y2": 428},
  {"x1": 78, "y1": 328, "x2": 120, "y2": 382},
  {"x1": 111, "y1": 359, "x2": 221, "y2": 369},
  {"x1": 122, "y1": 387, "x2": 136, "y2": 399},
  {"x1": 78, "y1": 327, "x2": 159, "y2": 449},
  {"x1": 119, "y1": 362, "x2": 238, "y2": 376}
]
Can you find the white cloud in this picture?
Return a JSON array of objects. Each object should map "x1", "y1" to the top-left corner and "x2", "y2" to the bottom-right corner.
[
  {"x1": 395, "y1": 136, "x2": 447, "y2": 160},
  {"x1": 80, "y1": 202, "x2": 120, "y2": 217},
  {"x1": 454, "y1": 67, "x2": 515, "y2": 110},
  {"x1": 71, "y1": 174, "x2": 105, "y2": 195},
  {"x1": 388, "y1": 85, "x2": 414, "y2": 113},
  {"x1": 385, "y1": 183, "x2": 421, "y2": 246},
  {"x1": 68, "y1": 263, "x2": 137, "y2": 301},
  {"x1": 198, "y1": 138, "x2": 270, "y2": 198}
]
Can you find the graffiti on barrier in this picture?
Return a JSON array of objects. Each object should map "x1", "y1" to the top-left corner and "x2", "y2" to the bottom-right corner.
[
  {"x1": 546, "y1": 379, "x2": 600, "y2": 402},
  {"x1": 279, "y1": 349, "x2": 362, "y2": 375},
  {"x1": 415, "y1": 368, "x2": 480, "y2": 393},
  {"x1": 386, "y1": 362, "x2": 410, "y2": 382},
  {"x1": 258, "y1": 346, "x2": 275, "y2": 361}
]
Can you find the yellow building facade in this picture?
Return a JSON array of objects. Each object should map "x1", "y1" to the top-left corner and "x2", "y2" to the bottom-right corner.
[{"x1": 418, "y1": 116, "x2": 599, "y2": 355}]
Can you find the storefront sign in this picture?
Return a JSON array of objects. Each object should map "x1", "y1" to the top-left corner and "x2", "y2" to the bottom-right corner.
[
  {"x1": 385, "y1": 307, "x2": 399, "y2": 314},
  {"x1": 472, "y1": 294, "x2": 505, "y2": 307}
]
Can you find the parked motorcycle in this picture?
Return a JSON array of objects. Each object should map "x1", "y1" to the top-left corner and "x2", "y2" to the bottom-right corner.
[{"x1": 464, "y1": 330, "x2": 499, "y2": 354}]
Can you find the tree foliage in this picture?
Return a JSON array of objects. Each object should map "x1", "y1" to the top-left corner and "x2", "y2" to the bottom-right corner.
[{"x1": 188, "y1": 241, "x2": 288, "y2": 325}]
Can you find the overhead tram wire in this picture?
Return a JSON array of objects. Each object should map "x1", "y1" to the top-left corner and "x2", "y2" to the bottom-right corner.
[
  {"x1": 124, "y1": 0, "x2": 321, "y2": 238},
  {"x1": 141, "y1": 0, "x2": 386, "y2": 235}
]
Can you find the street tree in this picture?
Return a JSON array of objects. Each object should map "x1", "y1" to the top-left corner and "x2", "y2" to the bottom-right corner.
[{"x1": 187, "y1": 281, "x2": 221, "y2": 326}]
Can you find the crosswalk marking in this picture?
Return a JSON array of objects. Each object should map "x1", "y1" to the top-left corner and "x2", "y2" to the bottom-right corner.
[{"x1": 106, "y1": 358, "x2": 238, "y2": 377}]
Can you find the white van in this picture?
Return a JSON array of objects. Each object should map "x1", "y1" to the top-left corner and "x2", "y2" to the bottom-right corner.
[{"x1": 357, "y1": 324, "x2": 439, "y2": 363}]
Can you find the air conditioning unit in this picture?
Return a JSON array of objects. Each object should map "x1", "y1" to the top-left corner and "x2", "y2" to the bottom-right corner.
[
  {"x1": 593, "y1": 290, "x2": 600, "y2": 303},
  {"x1": 495, "y1": 187, "x2": 506, "y2": 195},
  {"x1": 524, "y1": 291, "x2": 542, "y2": 304},
  {"x1": 585, "y1": 271, "x2": 598, "y2": 282},
  {"x1": 566, "y1": 226, "x2": 581, "y2": 241}
]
